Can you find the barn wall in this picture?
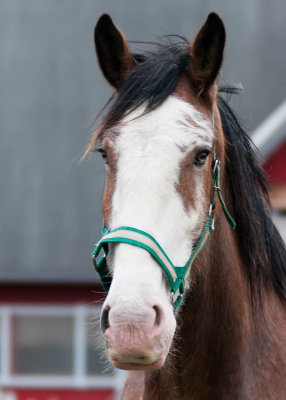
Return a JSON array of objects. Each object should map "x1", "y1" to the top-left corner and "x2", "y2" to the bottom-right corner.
[{"x1": 1, "y1": 0, "x2": 286, "y2": 281}]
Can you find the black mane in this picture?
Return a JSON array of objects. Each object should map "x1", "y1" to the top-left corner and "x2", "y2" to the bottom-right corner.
[
  {"x1": 219, "y1": 97, "x2": 286, "y2": 303},
  {"x1": 96, "y1": 39, "x2": 286, "y2": 303}
]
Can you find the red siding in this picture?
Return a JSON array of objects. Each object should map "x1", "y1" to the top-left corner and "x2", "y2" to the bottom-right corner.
[
  {"x1": 2, "y1": 389, "x2": 114, "y2": 400},
  {"x1": 263, "y1": 139, "x2": 286, "y2": 184},
  {"x1": 0, "y1": 284, "x2": 105, "y2": 304}
]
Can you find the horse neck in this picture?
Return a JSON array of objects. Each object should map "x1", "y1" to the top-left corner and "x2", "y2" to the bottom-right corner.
[
  {"x1": 143, "y1": 203, "x2": 252, "y2": 399},
  {"x1": 142, "y1": 208, "x2": 286, "y2": 400},
  {"x1": 180, "y1": 213, "x2": 250, "y2": 397}
]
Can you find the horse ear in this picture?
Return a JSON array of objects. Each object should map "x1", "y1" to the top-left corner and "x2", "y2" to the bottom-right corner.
[
  {"x1": 94, "y1": 14, "x2": 133, "y2": 89},
  {"x1": 189, "y1": 13, "x2": 225, "y2": 96}
]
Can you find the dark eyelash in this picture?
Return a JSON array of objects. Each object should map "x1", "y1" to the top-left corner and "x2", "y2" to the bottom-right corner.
[{"x1": 93, "y1": 147, "x2": 104, "y2": 153}]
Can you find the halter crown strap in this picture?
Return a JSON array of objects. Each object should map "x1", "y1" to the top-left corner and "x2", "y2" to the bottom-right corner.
[{"x1": 92, "y1": 153, "x2": 235, "y2": 310}]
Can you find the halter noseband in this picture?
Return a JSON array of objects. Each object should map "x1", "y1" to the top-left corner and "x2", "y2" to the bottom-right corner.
[{"x1": 92, "y1": 153, "x2": 236, "y2": 310}]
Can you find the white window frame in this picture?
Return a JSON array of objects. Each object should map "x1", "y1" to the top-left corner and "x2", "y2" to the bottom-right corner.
[{"x1": 0, "y1": 304, "x2": 126, "y2": 395}]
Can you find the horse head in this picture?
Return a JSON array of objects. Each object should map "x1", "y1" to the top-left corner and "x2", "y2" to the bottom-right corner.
[{"x1": 92, "y1": 13, "x2": 228, "y2": 371}]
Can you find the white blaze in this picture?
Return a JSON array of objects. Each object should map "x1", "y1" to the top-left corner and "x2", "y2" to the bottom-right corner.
[
  {"x1": 104, "y1": 96, "x2": 214, "y2": 350},
  {"x1": 110, "y1": 96, "x2": 214, "y2": 266}
]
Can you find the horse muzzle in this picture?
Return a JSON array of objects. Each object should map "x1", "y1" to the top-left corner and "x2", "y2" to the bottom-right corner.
[{"x1": 101, "y1": 303, "x2": 173, "y2": 370}]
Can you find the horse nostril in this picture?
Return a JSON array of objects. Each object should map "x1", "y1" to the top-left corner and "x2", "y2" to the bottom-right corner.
[
  {"x1": 101, "y1": 306, "x2": 110, "y2": 333},
  {"x1": 153, "y1": 305, "x2": 163, "y2": 327}
]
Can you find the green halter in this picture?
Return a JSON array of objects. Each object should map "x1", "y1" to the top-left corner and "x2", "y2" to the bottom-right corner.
[{"x1": 92, "y1": 153, "x2": 236, "y2": 310}]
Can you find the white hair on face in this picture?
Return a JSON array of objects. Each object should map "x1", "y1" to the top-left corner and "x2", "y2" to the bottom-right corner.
[
  {"x1": 101, "y1": 96, "x2": 214, "y2": 365},
  {"x1": 110, "y1": 95, "x2": 214, "y2": 267}
]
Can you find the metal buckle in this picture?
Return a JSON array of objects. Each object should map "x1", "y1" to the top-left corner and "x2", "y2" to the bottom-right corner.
[
  {"x1": 212, "y1": 158, "x2": 220, "y2": 174},
  {"x1": 171, "y1": 279, "x2": 185, "y2": 306},
  {"x1": 171, "y1": 288, "x2": 180, "y2": 306},
  {"x1": 171, "y1": 290, "x2": 176, "y2": 306},
  {"x1": 171, "y1": 290, "x2": 183, "y2": 311}
]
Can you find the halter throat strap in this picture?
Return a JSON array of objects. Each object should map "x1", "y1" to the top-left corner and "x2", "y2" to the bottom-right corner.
[{"x1": 92, "y1": 153, "x2": 236, "y2": 310}]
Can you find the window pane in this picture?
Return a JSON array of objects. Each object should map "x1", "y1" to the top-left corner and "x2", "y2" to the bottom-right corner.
[
  {"x1": 86, "y1": 312, "x2": 114, "y2": 376},
  {"x1": 12, "y1": 315, "x2": 74, "y2": 375}
]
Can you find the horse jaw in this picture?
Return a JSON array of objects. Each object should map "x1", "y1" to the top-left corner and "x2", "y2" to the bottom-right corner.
[{"x1": 101, "y1": 96, "x2": 214, "y2": 370}]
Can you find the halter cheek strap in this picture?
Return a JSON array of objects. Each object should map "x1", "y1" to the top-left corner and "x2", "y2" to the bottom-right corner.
[{"x1": 92, "y1": 153, "x2": 236, "y2": 310}]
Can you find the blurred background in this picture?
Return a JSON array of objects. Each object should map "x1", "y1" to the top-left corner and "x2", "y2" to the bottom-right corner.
[{"x1": 0, "y1": 1, "x2": 285, "y2": 399}]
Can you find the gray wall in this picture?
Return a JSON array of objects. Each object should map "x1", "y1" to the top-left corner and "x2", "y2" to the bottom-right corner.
[{"x1": 1, "y1": 0, "x2": 285, "y2": 281}]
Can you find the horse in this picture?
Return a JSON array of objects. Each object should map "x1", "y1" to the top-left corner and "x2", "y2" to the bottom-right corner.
[{"x1": 88, "y1": 13, "x2": 286, "y2": 399}]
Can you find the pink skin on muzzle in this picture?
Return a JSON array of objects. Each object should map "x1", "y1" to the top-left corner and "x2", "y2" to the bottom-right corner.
[{"x1": 102, "y1": 300, "x2": 174, "y2": 370}]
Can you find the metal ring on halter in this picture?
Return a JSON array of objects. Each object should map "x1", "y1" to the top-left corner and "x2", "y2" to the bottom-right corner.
[
  {"x1": 212, "y1": 158, "x2": 219, "y2": 173},
  {"x1": 171, "y1": 288, "x2": 183, "y2": 309},
  {"x1": 170, "y1": 290, "x2": 177, "y2": 306},
  {"x1": 212, "y1": 114, "x2": 215, "y2": 127}
]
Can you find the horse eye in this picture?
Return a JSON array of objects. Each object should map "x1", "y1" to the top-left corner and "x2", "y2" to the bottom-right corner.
[
  {"x1": 194, "y1": 150, "x2": 210, "y2": 167},
  {"x1": 97, "y1": 148, "x2": 109, "y2": 164}
]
